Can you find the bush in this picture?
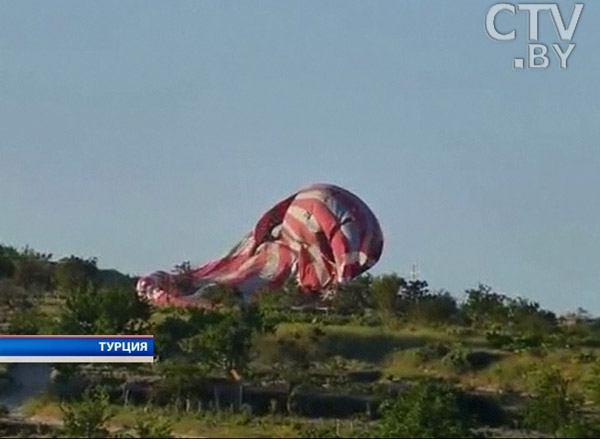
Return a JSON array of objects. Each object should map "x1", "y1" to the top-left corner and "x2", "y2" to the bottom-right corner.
[
  {"x1": 57, "y1": 284, "x2": 150, "y2": 335},
  {"x1": 370, "y1": 274, "x2": 403, "y2": 327},
  {"x1": 414, "y1": 343, "x2": 450, "y2": 363},
  {"x1": 464, "y1": 351, "x2": 499, "y2": 370},
  {"x1": 376, "y1": 379, "x2": 474, "y2": 438},
  {"x1": 60, "y1": 386, "x2": 114, "y2": 438},
  {"x1": 574, "y1": 350, "x2": 596, "y2": 365},
  {"x1": 586, "y1": 360, "x2": 600, "y2": 406},
  {"x1": 462, "y1": 284, "x2": 508, "y2": 328},
  {"x1": 0, "y1": 255, "x2": 15, "y2": 279},
  {"x1": 0, "y1": 279, "x2": 29, "y2": 308},
  {"x1": 513, "y1": 335, "x2": 545, "y2": 353},
  {"x1": 486, "y1": 331, "x2": 514, "y2": 349},
  {"x1": 508, "y1": 297, "x2": 557, "y2": 337},
  {"x1": 133, "y1": 413, "x2": 174, "y2": 438},
  {"x1": 181, "y1": 305, "x2": 272, "y2": 373},
  {"x1": 299, "y1": 421, "x2": 370, "y2": 438},
  {"x1": 298, "y1": 424, "x2": 339, "y2": 438},
  {"x1": 13, "y1": 248, "x2": 53, "y2": 291},
  {"x1": 8, "y1": 309, "x2": 40, "y2": 334},
  {"x1": 523, "y1": 367, "x2": 595, "y2": 437},
  {"x1": 331, "y1": 275, "x2": 373, "y2": 316},
  {"x1": 441, "y1": 347, "x2": 471, "y2": 374},
  {"x1": 54, "y1": 256, "x2": 99, "y2": 295},
  {"x1": 406, "y1": 291, "x2": 459, "y2": 325}
]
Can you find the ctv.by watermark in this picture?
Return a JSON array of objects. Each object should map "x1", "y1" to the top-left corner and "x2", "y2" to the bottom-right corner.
[{"x1": 485, "y1": 3, "x2": 584, "y2": 70}]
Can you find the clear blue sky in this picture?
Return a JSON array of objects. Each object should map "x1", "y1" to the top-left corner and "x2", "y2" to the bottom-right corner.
[{"x1": 1, "y1": 1, "x2": 599, "y2": 313}]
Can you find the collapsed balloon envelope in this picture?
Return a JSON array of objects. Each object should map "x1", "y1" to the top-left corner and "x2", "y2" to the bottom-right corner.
[{"x1": 136, "y1": 183, "x2": 384, "y2": 306}]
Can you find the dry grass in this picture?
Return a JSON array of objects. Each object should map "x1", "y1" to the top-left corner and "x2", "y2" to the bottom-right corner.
[{"x1": 23, "y1": 397, "x2": 357, "y2": 438}]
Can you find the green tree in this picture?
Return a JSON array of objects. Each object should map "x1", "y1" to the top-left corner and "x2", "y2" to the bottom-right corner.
[
  {"x1": 461, "y1": 284, "x2": 509, "y2": 328},
  {"x1": 272, "y1": 337, "x2": 315, "y2": 414},
  {"x1": 54, "y1": 255, "x2": 99, "y2": 295},
  {"x1": 524, "y1": 367, "x2": 592, "y2": 437},
  {"x1": 259, "y1": 325, "x2": 324, "y2": 414},
  {"x1": 331, "y1": 274, "x2": 373, "y2": 315},
  {"x1": 60, "y1": 386, "x2": 114, "y2": 438},
  {"x1": 13, "y1": 246, "x2": 53, "y2": 291},
  {"x1": 377, "y1": 379, "x2": 473, "y2": 438},
  {"x1": 0, "y1": 254, "x2": 15, "y2": 279},
  {"x1": 95, "y1": 285, "x2": 151, "y2": 334},
  {"x1": 507, "y1": 297, "x2": 557, "y2": 336},
  {"x1": 58, "y1": 283, "x2": 150, "y2": 335},
  {"x1": 182, "y1": 310, "x2": 256, "y2": 373},
  {"x1": 156, "y1": 361, "x2": 209, "y2": 407},
  {"x1": 370, "y1": 274, "x2": 403, "y2": 326},
  {"x1": 253, "y1": 282, "x2": 299, "y2": 310},
  {"x1": 58, "y1": 283, "x2": 101, "y2": 334},
  {"x1": 400, "y1": 279, "x2": 429, "y2": 303},
  {"x1": 200, "y1": 283, "x2": 243, "y2": 307},
  {"x1": 153, "y1": 315, "x2": 194, "y2": 359},
  {"x1": 406, "y1": 290, "x2": 458, "y2": 325}
]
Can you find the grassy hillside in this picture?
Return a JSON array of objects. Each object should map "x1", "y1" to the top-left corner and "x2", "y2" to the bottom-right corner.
[{"x1": 2, "y1": 242, "x2": 600, "y2": 437}]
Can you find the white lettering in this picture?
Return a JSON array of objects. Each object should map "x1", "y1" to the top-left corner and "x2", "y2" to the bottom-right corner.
[
  {"x1": 518, "y1": 4, "x2": 553, "y2": 41},
  {"x1": 485, "y1": 3, "x2": 517, "y2": 41},
  {"x1": 529, "y1": 44, "x2": 550, "y2": 68},
  {"x1": 549, "y1": 4, "x2": 584, "y2": 41},
  {"x1": 552, "y1": 44, "x2": 575, "y2": 69}
]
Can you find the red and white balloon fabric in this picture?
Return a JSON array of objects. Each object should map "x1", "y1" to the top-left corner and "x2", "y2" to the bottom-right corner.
[{"x1": 136, "y1": 183, "x2": 384, "y2": 306}]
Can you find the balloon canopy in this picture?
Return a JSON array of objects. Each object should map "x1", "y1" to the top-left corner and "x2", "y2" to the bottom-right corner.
[{"x1": 136, "y1": 183, "x2": 384, "y2": 307}]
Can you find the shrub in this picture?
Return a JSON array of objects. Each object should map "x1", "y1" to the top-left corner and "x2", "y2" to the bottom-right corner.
[
  {"x1": 0, "y1": 255, "x2": 15, "y2": 279},
  {"x1": 513, "y1": 334, "x2": 544, "y2": 351},
  {"x1": 486, "y1": 331, "x2": 514, "y2": 349},
  {"x1": 370, "y1": 274, "x2": 403, "y2": 327},
  {"x1": 60, "y1": 386, "x2": 114, "y2": 438},
  {"x1": 54, "y1": 256, "x2": 99, "y2": 295},
  {"x1": 441, "y1": 348, "x2": 470, "y2": 374},
  {"x1": 574, "y1": 350, "x2": 596, "y2": 365},
  {"x1": 133, "y1": 413, "x2": 174, "y2": 438},
  {"x1": 8, "y1": 309, "x2": 40, "y2": 334},
  {"x1": 57, "y1": 284, "x2": 150, "y2": 335},
  {"x1": 298, "y1": 424, "x2": 339, "y2": 438},
  {"x1": 464, "y1": 350, "x2": 499, "y2": 370},
  {"x1": 299, "y1": 421, "x2": 370, "y2": 438},
  {"x1": 523, "y1": 367, "x2": 595, "y2": 437},
  {"x1": 414, "y1": 343, "x2": 450, "y2": 363},
  {"x1": 0, "y1": 279, "x2": 29, "y2": 308},
  {"x1": 331, "y1": 274, "x2": 373, "y2": 316},
  {"x1": 586, "y1": 360, "x2": 600, "y2": 406},
  {"x1": 406, "y1": 291, "x2": 459, "y2": 325},
  {"x1": 376, "y1": 379, "x2": 474, "y2": 438},
  {"x1": 13, "y1": 248, "x2": 53, "y2": 291},
  {"x1": 461, "y1": 284, "x2": 508, "y2": 328}
]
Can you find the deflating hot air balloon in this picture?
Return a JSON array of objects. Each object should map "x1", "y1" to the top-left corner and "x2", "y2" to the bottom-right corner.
[{"x1": 136, "y1": 183, "x2": 383, "y2": 306}]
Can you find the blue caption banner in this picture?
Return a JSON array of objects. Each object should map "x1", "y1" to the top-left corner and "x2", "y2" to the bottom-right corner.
[{"x1": 0, "y1": 336, "x2": 154, "y2": 363}]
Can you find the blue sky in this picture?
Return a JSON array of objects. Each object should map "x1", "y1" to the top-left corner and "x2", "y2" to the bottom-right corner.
[{"x1": 1, "y1": 1, "x2": 599, "y2": 313}]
